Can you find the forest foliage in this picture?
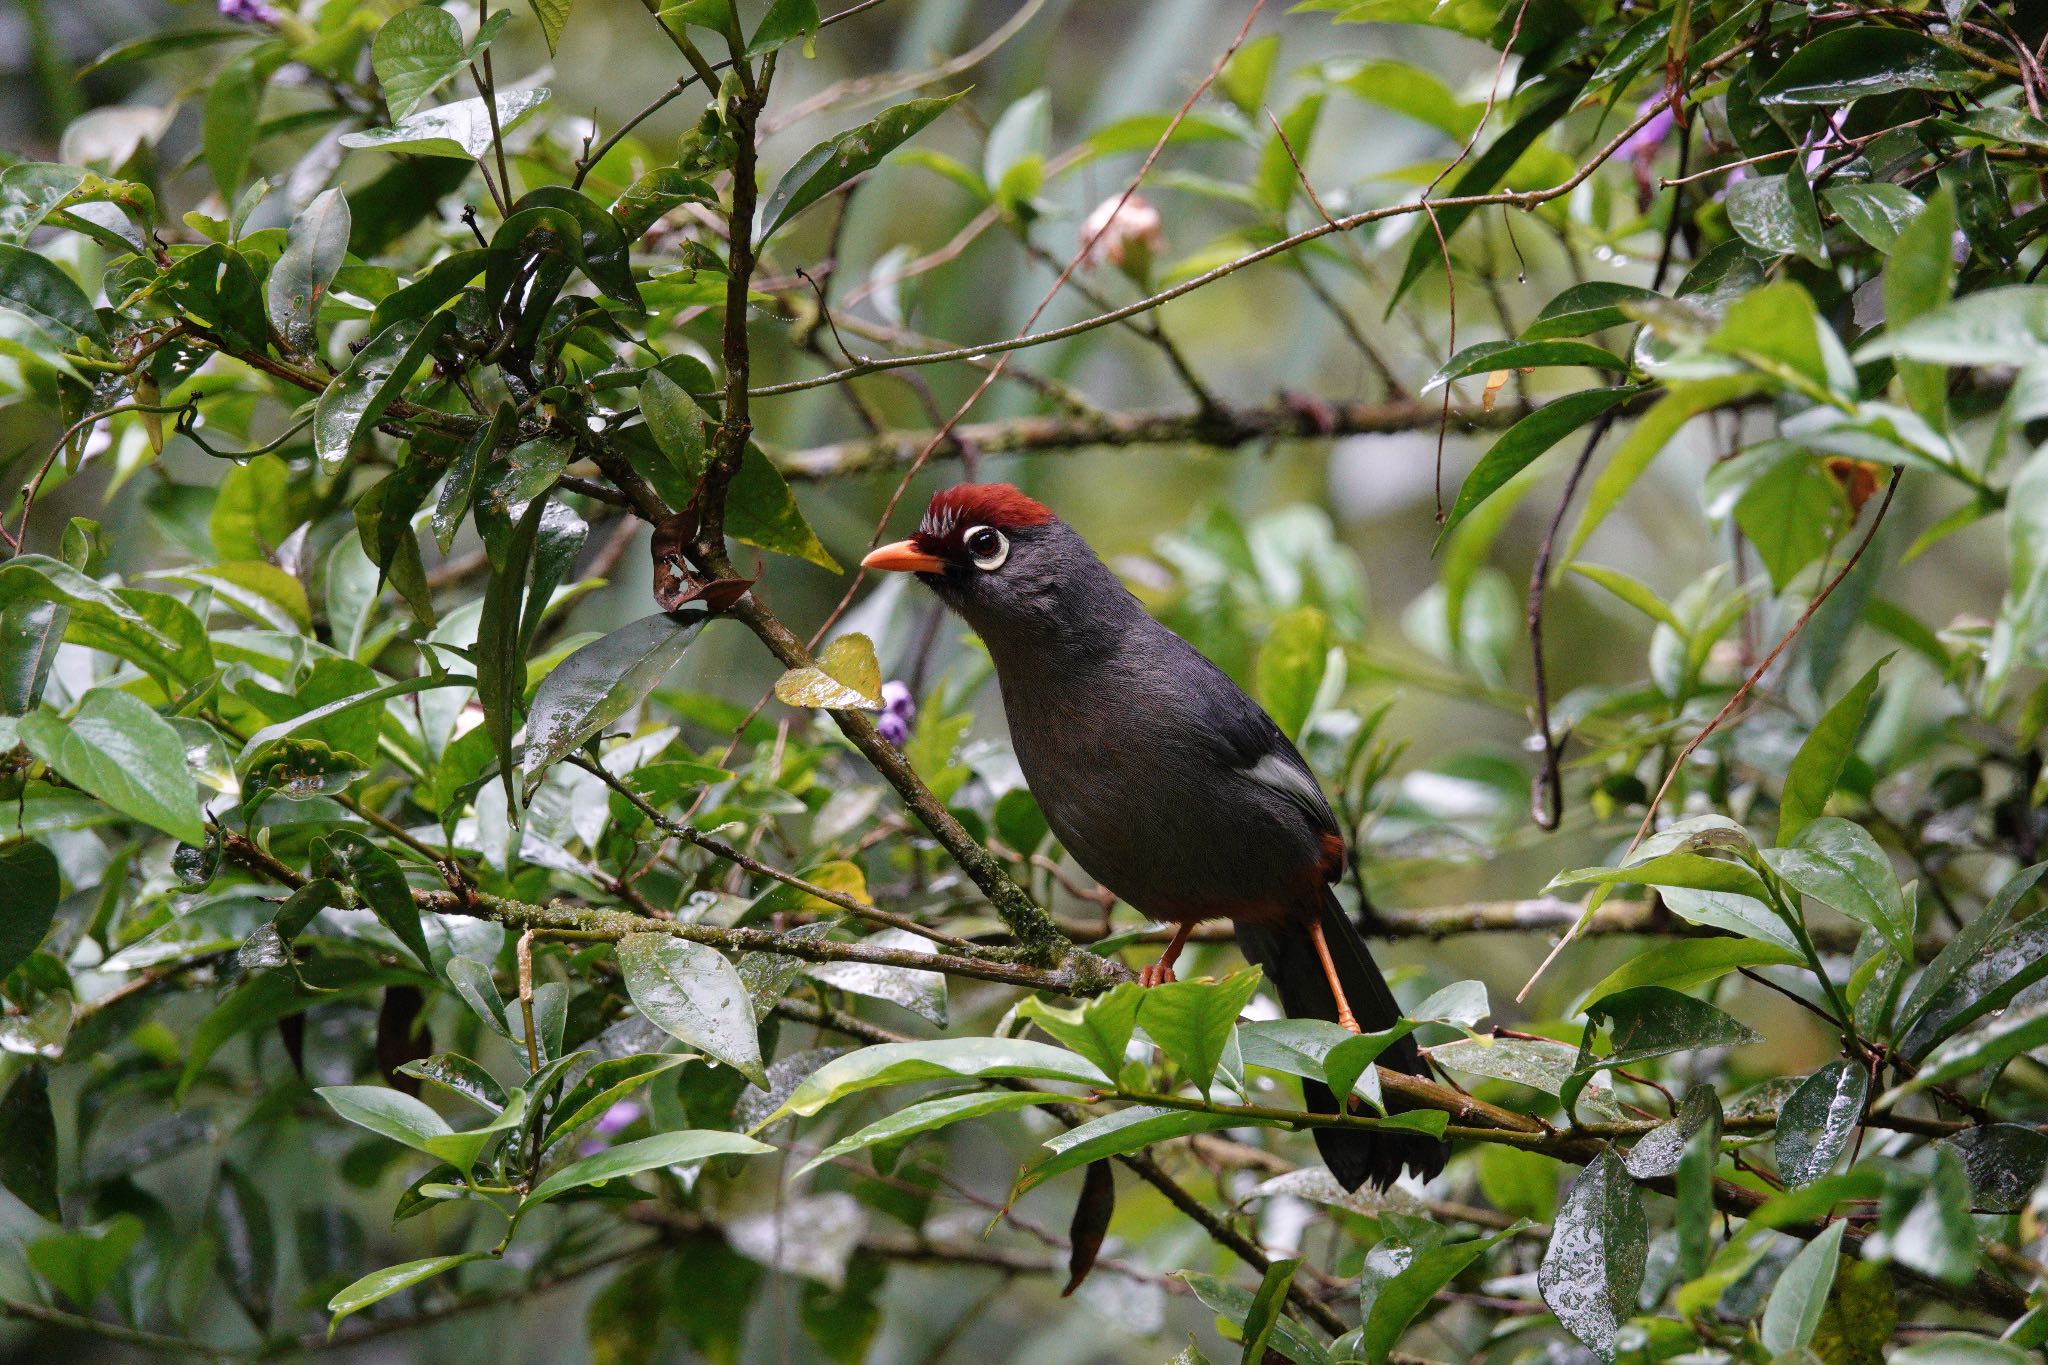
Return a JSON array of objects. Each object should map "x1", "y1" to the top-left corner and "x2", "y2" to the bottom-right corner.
[{"x1": 3, "y1": 0, "x2": 2048, "y2": 1361}]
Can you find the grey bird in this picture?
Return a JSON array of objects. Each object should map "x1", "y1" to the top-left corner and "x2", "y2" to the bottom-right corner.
[{"x1": 862, "y1": 483, "x2": 1447, "y2": 1191}]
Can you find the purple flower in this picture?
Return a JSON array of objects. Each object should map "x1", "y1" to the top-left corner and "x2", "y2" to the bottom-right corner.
[
  {"x1": 877, "y1": 680, "x2": 916, "y2": 748},
  {"x1": 1620, "y1": 102, "x2": 1679, "y2": 164},
  {"x1": 219, "y1": 0, "x2": 281, "y2": 23},
  {"x1": 578, "y1": 1100, "x2": 645, "y2": 1155}
]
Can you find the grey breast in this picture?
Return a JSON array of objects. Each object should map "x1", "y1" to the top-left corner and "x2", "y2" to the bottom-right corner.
[{"x1": 996, "y1": 620, "x2": 1326, "y2": 920}]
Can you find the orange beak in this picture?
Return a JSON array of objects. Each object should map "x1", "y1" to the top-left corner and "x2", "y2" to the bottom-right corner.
[{"x1": 861, "y1": 539, "x2": 946, "y2": 574}]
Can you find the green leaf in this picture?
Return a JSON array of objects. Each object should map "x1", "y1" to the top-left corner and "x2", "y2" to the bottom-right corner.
[
  {"x1": 1942, "y1": 1124, "x2": 2048, "y2": 1215},
  {"x1": 1563, "y1": 375, "x2": 1762, "y2": 563},
  {"x1": 1578, "y1": 938, "x2": 1800, "y2": 1007},
  {"x1": 1581, "y1": 985, "x2": 1760, "y2": 1069},
  {"x1": 522, "y1": 612, "x2": 708, "y2": 778},
  {"x1": 1550, "y1": 850, "x2": 1773, "y2": 904},
  {"x1": 1357, "y1": 1222, "x2": 1523, "y2": 1365},
  {"x1": 511, "y1": 185, "x2": 642, "y2": 307},
  {"x1": 766, "y1": 1039, "x2": 1111, "y2": 1125},
  {"x1": 1239, "y1": 1257, "x2": 1300, "y2": 1365},
  {"x1": 759, "y1": 92, "x2": 967, "y2": 243},
  {"x1": 1759, "y1": 27, "x2": 1977, "y2": 104},
  {"x1": 213, "y1": 1163, "x2": 277, "y2": 1329},
  {"x1": 0, "y1": 163, "x2": 86, "y2": 246},
  {"x1": 0, "y1": 556, "x2": 164, "y2": 648},
  {"x1": 1824, "y1": 183, "x2": 1924, "y2": 253},
  {"x1": 1898, "y1": 999, "x2": 2048, "y2": 1094},
  {"x1": 1727, "y1": 169, "x2": 1826, "y2": 265},
  {"x1": 19, "y1": 689, "x2": 205, "y2": 845},
  {"x1": 617, "y1": 932, "x2": 766, "y2": 1086},
  {"x1": 1015, "y1": 984, "x2": 1145, "y2": 1080},
  {"x1": 749, "y1": 0, "x2": 819, "y2": 54},
  {"x1": 341, "y1": 89, "x2": 551, "y2": 160},
  {"x1": 1437, "y1": 388, "x2": 1638, "y2": 545},
  {"x1": 1867, "y1": 1147, "x2": 1976, "y2": 1284},
  {"x1": 730, "y1": 444, "x2": 838, "y2": 570},
  {"x1": 1899, "y1": 865, "x2": 2048, "y2": 1059},
  {"x1": 203, "y1": 56, "x2": 263, "y2": 199},
  {"x1": 1389, "y1": 77, "x2": 1584, "y2": 309},
  {"x1": 523, "y1": 1129, "x2": 770, "y2": 1209},
  {"x1": 1779, "y1": 659, "x2": 1885, "y2": 845},
  {"x1": 1181, "y1": 1270, "x2": 1331, "y2": 1365},
  {"x1": 327, "y1": 1253, "x2": 488, "y2": 1333},
  {"x1": 546, "y1": 1053, "x2": 689, "y2": 1145},
  {"x1": 0, "y1": 243, "x2": 108, "y2": 349},
  {"x1": 0, "y1": 600, "x2": 64, "y2": 717},
  {"x1": 1423, "y1": 339, "x2": 1627, "y2": 393},
  {"x1": 313, "y1": 313, "x2": 450, "y2": 469},
  {"x1": 399, "y1": 1053, "x2": 509, "y2": 1111},
  {"x1": 0, "y1": 841, "x2": 60, "y2": 982},
  {"x1": 478, "y1": 492, "x2": 547, "y2": 806},
  {"x1": 527, "y1": 0, "x2": 576, "y2": 55},
  {"x1": 1759, "y1": 1217, "x2": 1843, "y2": 1353},
  {"x1": 1521, "y1": 281, "x2": 1665, "y2": 340},
  {"x1": 1884, "y1": 188, "x2": 1958, "y2": 427},
  {"x1": 267, "y1": 188, "x2": 350, "y2": 355},
  {"x1": 1255, "y1": 606, "x2": 1328, "y2": 740},
  {"x1": 375, "y1": 6, "x2": 469, "y2": 121},
  {"x1": 1731, "y1": 450, "x2": 1842, "y2": 590},
  {"x1": 1567, "y1": 562, "x2": 1681, "y2": 630},
  {"x1": 1137, "y1": 968, "x2": 1263, "y2": 1097},
  {"x1": 1014, "y1": 1106, "x2": 1281, "y2": 1198},
  {"x1": 1776, "y1": 1060, "x2": 1870, "y2": 1187},
  {"x1": 1536, "y1": 1148, "x2": 1645, "y2": 1358},
  {"x1": 1765, "y1": 817, "x2": 1912, "y2": 957},
  {"x1": 795, "y1": 1090, "x2": 1053, "y2": 1176},
  {"x1": 0, "y1": 1066, "x2": 60, "y2": 1220},
  {"x1": 317, "y1": 1085, "x2": 526, "y2": 1175},
  {"x1": 313, "y1": 831, "x2": 434, "y2": 972}
]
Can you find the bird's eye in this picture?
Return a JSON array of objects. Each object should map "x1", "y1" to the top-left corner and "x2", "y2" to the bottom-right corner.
[{"x1": 963, "y1": 525, "x2": 1008, "y2": 571}]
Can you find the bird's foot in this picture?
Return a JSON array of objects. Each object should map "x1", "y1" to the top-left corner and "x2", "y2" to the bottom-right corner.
[
  {"x1": 1138, "y1": 960, "x2": 1178, "y2": 988},
  {"x1": 1336, "y1": 1005, "x2": 1361, "y2": 1034}
]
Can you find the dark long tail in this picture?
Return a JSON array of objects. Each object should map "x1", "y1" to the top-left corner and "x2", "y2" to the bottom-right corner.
[{"x1": 1235, "y1": 892, "x2": 1449, "y2": 1192}]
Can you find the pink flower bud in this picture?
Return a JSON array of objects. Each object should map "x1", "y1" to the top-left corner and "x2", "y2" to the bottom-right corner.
[{"x1": 1080, "y1": 193, "x2": 1165, "y2": 276}]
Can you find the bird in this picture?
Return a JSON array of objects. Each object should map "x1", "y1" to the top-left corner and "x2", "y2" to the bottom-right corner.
[{"x1": 861, "y1": 483, "x2": 1447, "y2": 1191}]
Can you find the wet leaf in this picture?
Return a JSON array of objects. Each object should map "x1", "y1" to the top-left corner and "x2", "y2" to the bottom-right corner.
[
  {"x1": 1537, "y1": 1147, "x2": 1645, "y2": 1358},
  {"x1": 1776, "y1": 1060, "x2": 1870, "y2": 1187},
  {"x1": 0, "y1": 1066, "x2": 59, "y2": 1220},
  {"x1": 20, "y1": 688, "x2": 206, "y2": 846},
  {"x1": 759, "y1": 92, "x2": 966, "y2": 243},
  {"x1": 765, "y1": 1039, "x2": 1111, "y2": 1125},
  {"x1": 1137, "y1": 967, "x2": 1263, "y2": 1097},
  {"x1": 0, "y1": 840, "x2": 60, "y2": 982},
  {"x1": 267, "y1": 189, "x2": 350, "y2": 354},
  {"x1": 774, "y1": 632, "x2": 882, "y2": 711},
  {"x1": 522, "y1": 1129, "x2": 771, "y2": 1209},
  {"x1": 1939, "y1": 1124, "x2": 2048, "y2": 1215},
  {"x1": 522, "y1": 612, "x2": 709, "y2": 778},
  {"x1": 340, "y1": 89, "x2": 551, "y2": 160},
  {"x1": 313, "y1": 313, "x2": 450, "y2": 469},
  {"x1": 0, "y1": 242, "x2": 108, "y2": 349},
  {"x1": 617, "y1": 932, "x2": 766, "y2": 1086},
  {"x1": 796, "y1": 1090, "x2": 1053, "y2": 1177},
  {"x1": 807, "y1": 928, "x2": 948, "y2": 1026}
]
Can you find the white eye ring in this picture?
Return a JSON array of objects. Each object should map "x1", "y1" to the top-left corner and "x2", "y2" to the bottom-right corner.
[{"x1": 963, "y1": 525, "x2": 1008, "y2": 571}]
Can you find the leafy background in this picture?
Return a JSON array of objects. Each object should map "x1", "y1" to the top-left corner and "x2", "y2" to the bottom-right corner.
[{"x1": 0, "y1": 0, "x2": 2045, "y2": 1362}]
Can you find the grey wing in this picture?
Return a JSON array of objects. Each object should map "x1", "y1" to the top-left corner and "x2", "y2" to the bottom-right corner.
[{"x1": 1166, "y1": 633, "x2": 1343, "y2": 842}]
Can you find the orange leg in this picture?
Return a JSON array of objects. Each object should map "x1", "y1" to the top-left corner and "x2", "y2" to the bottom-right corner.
[
  {"x1": 1307, "y1": 916, "x2": 1361, "y2": 1033},
  {"x1": 1139, "y1": 922, "x2": 1194, "y2": 987}
]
